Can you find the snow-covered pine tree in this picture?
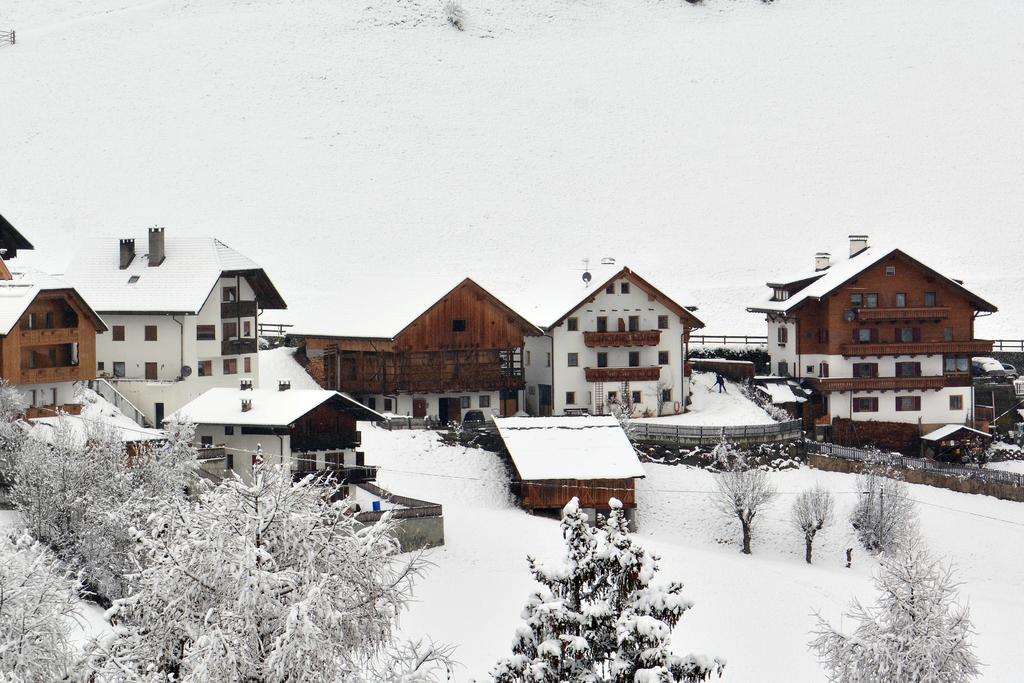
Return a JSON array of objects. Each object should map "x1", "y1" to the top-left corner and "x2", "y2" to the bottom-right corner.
[
  {"x1": 92, "y1": 460, "x2": 452, "y2": 681},
  {"x1": 809, "y1": 537, "x2": 980, "y2": 682},
  {"x1": 491, "y1": 498, "x2": 724, "y2": 682}
]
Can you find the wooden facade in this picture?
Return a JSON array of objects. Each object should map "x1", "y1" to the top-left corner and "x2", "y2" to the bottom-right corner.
[{"x1": 517, "y1": 478, "x2": 636, "y2": 510}]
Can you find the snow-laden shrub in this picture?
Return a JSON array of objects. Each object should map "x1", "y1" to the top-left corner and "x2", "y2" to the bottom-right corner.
[
  {"x1": 791, "y1": 485, "x2": 833, "y2": 564},
  {"x1": 849, "y1": 470, "x2": 918, "y2": 555},
  {"x1": 0, "y1": 531, "x2": 84, "y2": 680},
  {"x1": 810, "y1": 538, "x2": 980, "y2": 682},
  {"x1": 443, "y1": 0, "x2": 464, "y2": 30},
  {"x1": 713, "y1": 464, "x2": 777, "y2": 554},
  {"x1": 492, "y1": 498, "x2": 725, "y2": 681},
  {"x1": 91, "y1": 461, "x2": 452, "y2": 681}
]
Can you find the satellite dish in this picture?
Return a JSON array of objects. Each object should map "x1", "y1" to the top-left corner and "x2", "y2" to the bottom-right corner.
[
  {"x1": 181, "y1": 365, "x2": 193, "y2": 378},
  {"x1": 582, "y1": 271, "x2": 592, "y2": 284},
  {"x1": 843, "y1": 309, "x2": 857, "y2": 322}
]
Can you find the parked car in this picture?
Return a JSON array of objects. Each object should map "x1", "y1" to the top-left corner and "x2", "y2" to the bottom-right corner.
[
  {"x1": 972, "y1": 357, "x2": 1006, "y2": 379},
  {"x1": 461, "y1": 409, "x2": 488, "y2": 427},
  {"x1": 1001, "y1": 362, "x2": 1019, "y2": 379}
]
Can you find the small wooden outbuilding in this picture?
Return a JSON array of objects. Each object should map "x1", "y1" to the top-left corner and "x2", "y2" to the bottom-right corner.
[{"x1": 920, "y1": 424, "x2": 992, "y2": 461}]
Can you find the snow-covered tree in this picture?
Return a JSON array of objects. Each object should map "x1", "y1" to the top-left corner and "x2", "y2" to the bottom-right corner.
[
  {"x1": 491, "y1": 498, "x2": 724, "y2": 682},
  {"x1": 713, "y1": 465, "x2": 777, "y2": 555},
  {"x1": 0, "y1": 379, "x2": 27, "y2": 481},
  {"x1": 444, "y1": 0, "x2": 465, "y2": 30},
  {"x1": 849, "y1": 471, "x2": 917, "y2": 555},
  {"x1": 0, "y1": 531, "x2": 84, "y2": 680},
  {"x1": 809, "y1": 538, "x2": 980, "y2": 682},
  {"x1": 91, "y1": 461, "x2": 452, "y2": 681},
  {"x1": 791, "y1": 485, "x2": 834, "y2": 564},
  {"x1": 710, "y1": 436, "x2": 742, "y2": 469}
]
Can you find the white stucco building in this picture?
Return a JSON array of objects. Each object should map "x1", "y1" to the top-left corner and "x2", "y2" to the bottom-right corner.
[
  {"x1": 525, "y1": 267, "x2": 705, "y2": 417},
  {"x1": 63, "y1": 228, "x2": 287, "y2": 425}
]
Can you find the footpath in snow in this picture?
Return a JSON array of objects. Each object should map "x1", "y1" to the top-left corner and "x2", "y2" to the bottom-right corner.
[{"x1": 633, "y1": 372, "x2": 775, "y2": 426}]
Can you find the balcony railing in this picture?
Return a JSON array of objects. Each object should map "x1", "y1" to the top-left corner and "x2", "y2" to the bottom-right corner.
[
  {"x1": 583, "y1": 330, "x2": 662, "y2": 348},
  {"x1": 840, "y1": 340, "x2": 993, "y2": 357},
  {"x1": 584, "y1": 366, "x2": 661, "y2": 382},
  {"x1": 812, "y1": 376, "x2": 948, "y2": 392},
  {"x1": 20, "y1": 365, "x2": 84, "y2": 384},
  {"x1": 856, "y1": 306, "x2": 950, "y2": 321},
  {"x1": 19, "y1": 327, "x2": 80, "y2": 345},
  {"x1": 222, "y1": 337, "x2": 258, "y2": 356},
  {"x1": 291, "y1": 430, "x2": 362, "y2": 453},
  {"x1": 221, "y1": 300, "x2": 258, "y2": 318}
]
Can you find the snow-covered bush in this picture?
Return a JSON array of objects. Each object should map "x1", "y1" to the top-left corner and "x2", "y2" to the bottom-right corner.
[
  {"x1": 810, "y1": 538, "x2": 980, "y2": 682},
  {"x1": 849, "y1": 471, "x2": 917, "y2": 555},
  {"x1": 0, "y1": 379, "x2": 27, "y2": 479},
  {"x1": 791, "y1": 485, "x2": 833, "y2": 564},
  {"x1": 444, "y1": 0, "x2": 465, "y2": 31},
  {"x1": 713, "y1": 464, "x2": 777, "y2": 554},
  {"x1": 92, "y1": 461, "x2": 452, "y2": 681},
  {"x1": 0, "y1": 531, "x2": 84, "y2": 680},
  {"x1": 491, "y1": 498, "x2": 724, "y2": 681}
]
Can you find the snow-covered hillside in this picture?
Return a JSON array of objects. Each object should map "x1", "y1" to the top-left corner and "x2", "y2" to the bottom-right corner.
[
  {"x1": 1, "y1": 0, "x2": 1022, "y2": 336},
  {"x1": 363, "y1": 427, "x2": 1024, "y2": 681}
]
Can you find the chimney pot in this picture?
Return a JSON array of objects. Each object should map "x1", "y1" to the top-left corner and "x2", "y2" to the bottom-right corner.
[
  {"x1": 119, "y1": 239, "x2": 135, "y2": 270},
  {"x1": 814, "y1": 252, "x2": 831, "y2": 272},
  {"x1": 848, "y1": 234, "x2": 869, "y2": 258},
  {"x1": 241, "y1": 398, "x2": 252, "y2": 412},
  {"x1": 148, "y1": 227, "x2": 165, "y2": 267},
  {"x1": 278, "y1": 380, "x2": 291, "y2": 392},
  {"x1": 240, "y1": 378, "x2": 253, "y2": 391}
]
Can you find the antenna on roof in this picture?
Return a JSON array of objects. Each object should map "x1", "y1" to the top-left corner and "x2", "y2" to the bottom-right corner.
[{"x1": 600, "y1": 256, "x2": 616, "y2": 266}]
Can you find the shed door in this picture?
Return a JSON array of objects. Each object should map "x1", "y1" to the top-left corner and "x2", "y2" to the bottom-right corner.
[{"x1": 412, "y1": 399, "x2": 427, "y2": 418}]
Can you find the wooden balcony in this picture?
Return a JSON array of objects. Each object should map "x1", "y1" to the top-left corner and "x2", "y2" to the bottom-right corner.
[
  {"x1": 583, "y1": 330, "x2": 661, "y2": 348},
  {"x1": 812, "y1": 376, "x2": 947, "y2": 393},
  {"x1": 221, "y1": 300, "x2": 258, "y2": 318},
  {"x1": 291, "y1": 430, "x2": 362, "y2": 453},
  {"x1": 222, "y1": 337, "x2": 258, "y2": 356},
  {"x1": 20, "y1": 365, "x2": 84, "y2": 384},
  {"x1": 584, "y1": 366, "x2": 661, "y2": 382},
  {"x1": 856, "y1": 306, "x2": 949, "y2": 322},
  {"x1": 840, "y1": 340, "x2": 993, "y2": 357},
  {"x1": 19, "y1": 327, "x2": 80, "y2": 346}
]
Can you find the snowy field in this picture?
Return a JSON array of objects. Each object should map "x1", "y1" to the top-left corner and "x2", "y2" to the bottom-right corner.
[
  {"x1": 1, "y1": 0, "x2": 1023, "y2": 337},
  {"x1": 634, "y1": 372, "x2": 775, "y2": 426},
  {"x1": 363, "y1": 427, "x2": 1024, "y2": 682}
]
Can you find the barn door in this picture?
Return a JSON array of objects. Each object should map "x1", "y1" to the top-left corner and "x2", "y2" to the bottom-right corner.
[
  {"x1": 438, "y1": 398, "x2": 451, "y2": 424},
  {"x1": 412, "y1": 399, "x2": 427, "y2": 418}
]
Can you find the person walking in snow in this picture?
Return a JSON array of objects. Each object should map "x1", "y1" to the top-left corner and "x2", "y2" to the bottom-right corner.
[{"x1": 715, "y1": 372, "x2": 727, "y2": 393}]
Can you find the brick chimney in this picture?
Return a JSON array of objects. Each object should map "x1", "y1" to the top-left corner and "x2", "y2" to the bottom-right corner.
[
  {"x1": 849, "y1": 235, "x2": 869, "y2": 258},
  {"x1": 148, "y1": 227, "x2": 165, "y2": 267},
  {"x1": 119, "y1": 238, "x2": 135, "y2": 269},
  {"x1": 814, "y1": 252, "x2": 831, "y2": 271}
]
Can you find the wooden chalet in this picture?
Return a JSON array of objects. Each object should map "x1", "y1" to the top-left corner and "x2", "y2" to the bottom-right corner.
[{"x1": 295, "y1": 278, "x2": 543, "y2": 421}]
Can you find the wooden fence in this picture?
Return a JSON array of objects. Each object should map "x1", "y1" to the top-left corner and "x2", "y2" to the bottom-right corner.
[
  {"x1": 690, "y1": 334, "x2": 768, "y2": 347},
  {"x1": 631, "y1": 418, "x2": 803, "y2": 447}
]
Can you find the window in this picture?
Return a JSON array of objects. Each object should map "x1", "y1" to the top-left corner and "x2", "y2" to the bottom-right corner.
[
  {"x1": 607, "y1": 391, "x2": 617, "y2": 403},
  {"x1": 661, "y1": 389, "x2": 672, "y2": 402},
  {"x1": 657, "y1": 315, "x2": 669, "y2": 330},
  {"x1": 479, "y1": 395, "x2": 491, "y2": 408},
  {"x1": 620, "y1": 282, "x2": 630, "y2": 294},
  {"x1": 605, "y1": 284, "x2": 615, "y2": 294},
  {"x1": 526, "y1": 351, "x2": 531, "y2": 366},
  {"x1": 896, "y1": 327, "x2": 919, "y2": 343},
  {"x1": 628, "y1": 316, "x2": 639, "y2": 332},
  {"x1": 145, "y1": 362, "x2": 158, "y2": 380},
  {"x1": 896, "y1": 396, "x2": 921, "y2": 411},
  {"x1": 452, "y1": 319, "x2": 467, "y2": 332},
  {"x1": 44, "y1": 312, "x2": 54, "y2": 329},
  {"x1": 113, "y1": 362, "x2": 125, "y2": 378},
  {"x1": 97, "y1": 361, "x2": 105, "y2": 371},
  {"x1": 200, "y1": 435, "x2": 213, "y2": 448},
  {"x1": 243, "y1": 357, "x2": 251, "y2": 373},
  {"x1": 225, "y1": 426, "x2": 235, "y2": 436},
  {"x1": 223, "y1": 321, "x2": 238, "y2": 339},
  {"x1": 865, "y1": 293, "x2": 879, "y2": 308},
  {"x1": 851, "y1": 293, "x2": 863, "y2": 307},
  {"x1": 924, "y1": 292, "x2": 936, "y2": 307},
  {"x1": 383, "y1": 398, "x2": 393, "y2": 412},
  {"x1": 949, "y1": 395, "x2": 963, "y2": 410},
  {"x1": 853, "y1": 328, "x2": 876, "y2": 343},
  {"x1": 113, "y1": 325, "x2": 125, "y2": 341},
  {"x1": 226, "y1": 453, "x2": 234, "y2": 470},
  {"x1": 596, "y1": 316, "x2": 608, "y2": 332},
  {"x1": 222, "y1": 286, "x2": 237, "y2": 302},
  {"x1": 944, "y1": 327, "x2": 953, "y2": 341},
  {"x1": 567, "y1": 352, "x2": 579, "y2": 367},
  {"x1": 567, "y1": 317, "x2": 578, "y2": 331},
  {"x1": 597, "y1": 352, "x2": 608, "y2": 368},
  {"x1": 628, "y1": 351, "x2": 640, "y2": 367},
  {"x1": 545, "y1": 352, "x2": 551, "y2": 367},
  {"x1": 853, "y1": 397, "x2": 878, "y2": 412},
  {"x1": 944, "y1": 356, "x2": 969, "y2": 373},
  {"x1": 778, "y1": 361, "x2": 789, "y2": 376},
  {"x1": 223, "y1": 358, "x2": 238, "y2": 375},
  {"x1": 197, "y1": 325, "x2": 216, "y2": 341},
  {"x1": 777, "y1": 327, "x2": 788, "y2": 344},
  {"x1": 461, "y1": 396, "x2": 471, "y2": 409},
  {"x1": 819, "y1": 362, "x2": 829, "y2": 378},
  {"x1": 243, "y1": 320, "x2": 252, "y2": 337},
  {"x1": 853, "y1": 363, "x2": 878, "y2": 378},
  {"x1": 198, "y1": 360, "x2": 212, "y2": 376},
  {"x1": 565, "y1": 391, "x2": 576, "y2": 405},
  {"x1": 658, "y1": 351, "x2": 669, "y2": 365},
  {"x1": 895, "y1": 293, "x2": 907, "y2": 307},
  {"x1": 885, "y1": 266, "x2": 896, "y2": 277},
  {"x1": 817, "y1": 329, "x2": 830, "y2": 344},
  {"x1": 895, "y1": 362, "x2": 921, "y2": 378},
  {"x1": 631, "y1": 390, "x2": 642, "y2": 404}
]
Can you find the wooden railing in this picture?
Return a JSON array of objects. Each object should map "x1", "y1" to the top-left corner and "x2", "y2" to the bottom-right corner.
[
  {"x1": 631, "y1": 419, "x2": 803, "y2": 446},
  {"x1": 222, "y1": 337, "x2": 258, "y2": 356},
  {"x1": 583, "y1": 330, "x2": 661, "y2": 348},
  {"x1": 221, "y1": 300, "x2": 258, "y2": 318},
  {"x1": 20, "y1": 365, "x2": 83, "y2": 384},
  {"x1": 690, "y1": 335, "x2": 768, "y2": 347},
  {"x1": 19, "y1": 327, "x2": 80, "y2": 345},
  {"x1": 840, "y1": 340, "x2": 993, "y2": 357},
  {"x1": 856, "y1": 306, "x2": 949, "y2": 321},
  {"x1": 584, "y1": 366, "x2": 661, "y2": 382},
  {"x1": 353, "y1": 482, "x2": 443, "y2": 523},
  {"x1": 291, "y1": 430, "x2": 361, "y2": 452},
  {"x1": 811, "y1": 376, "x2": 948, "y2": 392},
  {"x1": 993, "y1": 339, "x2": 1024, "y2": 352}
]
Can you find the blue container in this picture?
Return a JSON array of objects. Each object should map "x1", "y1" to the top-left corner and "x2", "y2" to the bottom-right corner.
[{"x1": 372, "y1": 500, "x2": 381, "y2": 512}]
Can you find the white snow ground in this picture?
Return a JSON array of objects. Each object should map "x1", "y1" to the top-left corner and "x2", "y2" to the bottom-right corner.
[
  {"x1": 1, "y1": 0, "x2": 1023, "y2": 338},
  {"x1": 634, "y1": 372, "x2": 775, "y2": 426},
  {"x1": 362, "y1": 427, "x2": 1024, "y2": 682}
]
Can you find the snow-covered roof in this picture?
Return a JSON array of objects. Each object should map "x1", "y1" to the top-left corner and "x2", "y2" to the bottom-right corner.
[
  {"x1": 168, "y1": 387, "x2": 384, "y2": 426},
  {"x1": 493, "y1": 415, "x2": 646, "y2": 481},
  {"x1": 920, "y1": 424, "x2": 992, "y2": 442},
  {"x1": 755, "y1": 382, "x2": 807, "y2": 405},
  {"x1": 63, "y1": 233, "x2": 286, "y2": 314},
  {"x1": 258, "y1": 347, "x2": 322, "y2": 390},
  {"x1": 25, "y1": 415, "x2": 165, "y2": 447},
  {"x1": 0, "y1": 266, "x2": 105, "y2": 335}
]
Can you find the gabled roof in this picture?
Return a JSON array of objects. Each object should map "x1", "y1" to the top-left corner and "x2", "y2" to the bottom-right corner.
[
  {"x1": 494, "y1": 415, "x2": 646, "y2": 481},
  {"x1": 921, "y1": 424, "x2": 992, "y2": 442},
  {"x1": 63, "y1": 234, "x2": 286, "y2": 314},
  {"x1": 392, "y1": 277, "x2": 543, "y2": 340},
  {"x1": 0, "y1": 213, "x2": 33, "y2": 258},
  {"x1": 747, "y1": 246, "x2": 998, "y2": 315},
  {"x1": 168, "y1": 387, "x2": 385, "y2": 426},
  {"x1": 0, "y1": 266, "x2": 107, "y2": 336},
  {"x1": 546, "y1": 266, "x2": 705, "y2": 330}
]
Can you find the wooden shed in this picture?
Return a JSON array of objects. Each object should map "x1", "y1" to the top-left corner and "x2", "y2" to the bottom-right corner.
[{"x1": 920, "y1": 424, "x2": 991, "y2": 462}]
